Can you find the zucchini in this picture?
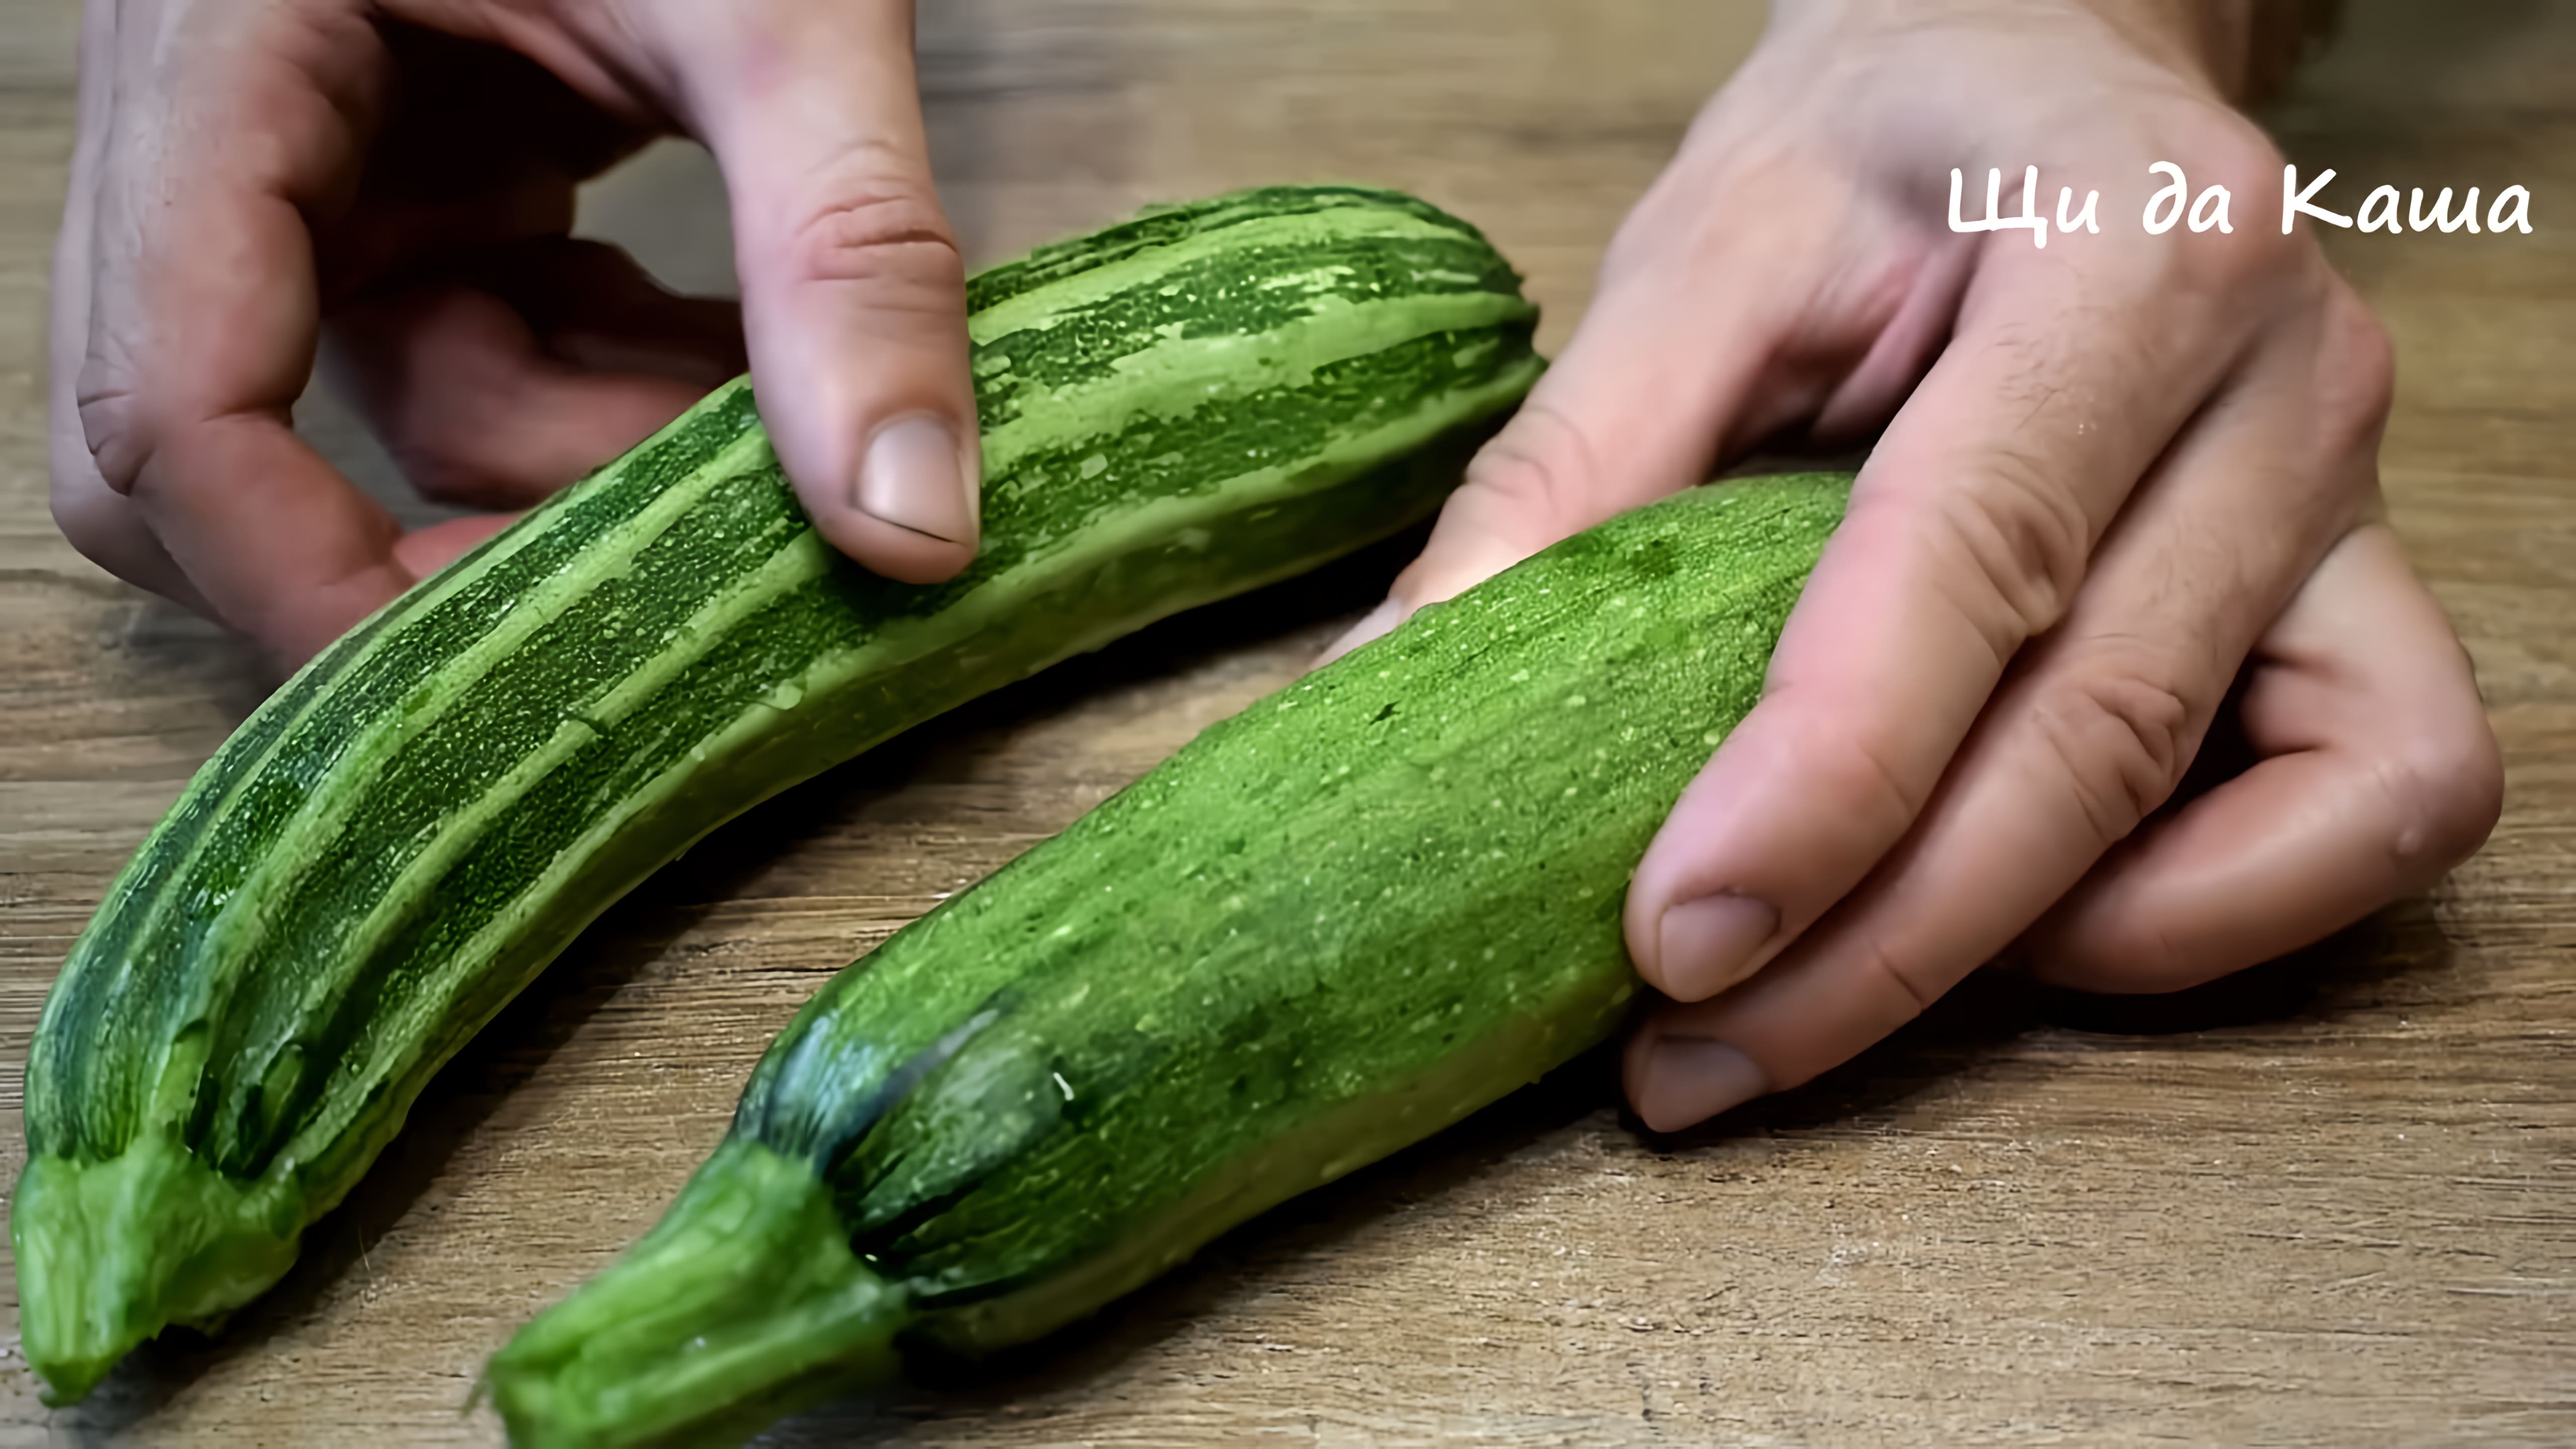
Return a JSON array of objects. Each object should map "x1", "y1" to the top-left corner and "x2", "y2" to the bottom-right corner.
[
  {"x1": 485, "y1": 473, "x2": 1852, "y2": 1447},
  {"x1": 15, "y1": 185, "x2": 1544, "y2": 1403}
]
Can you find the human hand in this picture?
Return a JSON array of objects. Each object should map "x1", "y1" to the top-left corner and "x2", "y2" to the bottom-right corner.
[
  {"x1": 1324, "y1": 0, "x2": 2503, "y2": 1130},
  {"x1": 51, "y1": 0, "x2": 980, "y2": 667}
]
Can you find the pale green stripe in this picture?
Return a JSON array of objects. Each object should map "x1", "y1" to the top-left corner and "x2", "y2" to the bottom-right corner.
[
  {"x1": 76, "y1": 386, "x2": 760, "y2": 1084},
  {"x1": 980, "y1": 290, "x2": 1532, "y2": 472},
  {"x1": 965, "y1": 207, "x2": 1490, "y2": 343},
  {"x1": 165, "y1": 421, "x2": 780, "y2": 1084}
]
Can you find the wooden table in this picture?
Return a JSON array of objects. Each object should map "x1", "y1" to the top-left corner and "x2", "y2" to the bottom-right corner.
[{"x1": 5, "y1": 2, "x2": 2570, "y2": 1442}]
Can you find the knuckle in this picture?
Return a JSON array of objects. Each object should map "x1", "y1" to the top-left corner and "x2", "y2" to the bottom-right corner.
[
  {"x1": 1459, "y1": 403, "x2": 1602, "y2": 523},
  {"x1": 47, "y1": 467, "x2": 134, "y2": 569},
  {"x1": 366, "y1": 397, "x2": 497, "y2": 510},
  {"x1": 1790, "y1": 714, "x2": 1928, "y2": 833},
  {"x1": 1598, "y1": 170, "x2": 1701, "y2": 280},
  {"x1": 74, "y1": 360, "x2": 152, "y2": 497},
  {"x1": 2377, "y1": 714, "x2": 2505, "y2": 880},
  {"x1": 1393, "y1": 405, "x2": 1608, "y2": 599},
  {"x1": 1855, "y1": 934, "x2": 1939, "y2": 1017},
  {"x1": 1920, "y1": 444, "x2": 2092, "y2": 653},
  {"x1": 2150, "y1": 105, "x2": 2307, "y2": 286},
  {"x1": 2224, "y1": 217, "x2": 2311, "y2": 288},
  {"x1": 779, "y1": 165, "x2": 964, "y2": 303},
  {"x1": 2176, "y1": 103, "x2": 2283, "y2": 186},
  {"x1": 2312, "y1": 291, "x2": 2396, "y2": 457},
  {"x1": 2030, "y1": 648, "x2": 2199, "y2": 847},
  {"x1": 377, "y1": 406, "x2": 551, "y2": 510}
]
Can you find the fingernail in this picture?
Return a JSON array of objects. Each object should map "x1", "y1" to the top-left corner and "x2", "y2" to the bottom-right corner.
[
  {"x1": 1317, "y1": 596, "x2": 1406, "y2": 667},
  {"x1": 855, "y1": 416, "x2": 976, "y2": 544},
  {"x1": 1633, "y1": 1036, "x2": 1768, "y2": 1133},
  {"x1": 1656, "y1": 893, "x2": 1780, "y2": 999}
]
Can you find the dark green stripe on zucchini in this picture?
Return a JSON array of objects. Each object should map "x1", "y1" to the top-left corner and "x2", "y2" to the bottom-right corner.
[
  {"x1": 485, "y1": 473, "x2": 1853, "y2": 1449},
  {"x1": 15, "y1": 185, "x2": 1542, "y2": 1404}
]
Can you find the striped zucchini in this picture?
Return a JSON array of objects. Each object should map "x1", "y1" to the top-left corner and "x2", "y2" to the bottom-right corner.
[
  {"x1": 485, "y1": 474, "x2": 1853, "y2": 1448},
  {"x1": 15, "y1": 186, "x2": 1544, "y2": 1403}
]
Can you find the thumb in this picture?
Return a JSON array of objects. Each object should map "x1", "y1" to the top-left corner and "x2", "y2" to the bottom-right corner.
[
  {"x1": 688, "y1": 0, "x2": 979, "y2": 583},
  {"x1": 1317, "y1": 276, "x2": 1771, "y2": 663}
]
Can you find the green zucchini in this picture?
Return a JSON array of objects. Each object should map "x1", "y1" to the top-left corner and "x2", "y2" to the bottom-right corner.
[
  {"x1": 485, "y1": 473, "x2": 1852, "y2": 1448},
  {"x1": 16, "y1": 185, "x2": 1544, "y2": 1403}
]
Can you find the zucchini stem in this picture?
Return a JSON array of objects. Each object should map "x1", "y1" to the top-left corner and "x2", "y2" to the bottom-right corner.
[{"x1": 485, "y1": 1137, "x2": 907, "y2": 1449}]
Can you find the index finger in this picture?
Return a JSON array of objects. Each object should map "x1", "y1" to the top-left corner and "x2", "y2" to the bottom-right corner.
[
  {"x1": 1623, "y1": 185, "x2": 2298, "y2": 1004},
  {"x1": 80, "y1": 12, "x2": 414, "y2": 663}
]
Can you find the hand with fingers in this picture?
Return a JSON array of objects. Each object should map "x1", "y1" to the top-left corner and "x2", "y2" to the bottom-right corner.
[
  {"x1": 1327, "y1": 0, "x2": 2504, "y2": 1131},
  {"x1": 50, "y1": 0, "x2": 980, "y2": 668}
]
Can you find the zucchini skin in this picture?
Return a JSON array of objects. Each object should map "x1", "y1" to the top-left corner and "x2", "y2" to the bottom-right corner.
[
  {"x1": 487, "y1": 473, "x2": 1853, "y2": 1448},
  {"x1": 15, "y1": 186, "x2": 1543, "y2": 1403}
]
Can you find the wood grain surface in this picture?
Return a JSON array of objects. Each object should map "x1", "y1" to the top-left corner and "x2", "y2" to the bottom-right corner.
[{"x1": 3, "y1": 2, "x2": 2570, "y2": 1443}]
